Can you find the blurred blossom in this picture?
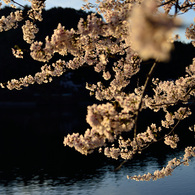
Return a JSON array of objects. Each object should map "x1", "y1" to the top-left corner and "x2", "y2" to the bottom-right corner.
[{"x1": 128, "y1": 0, "x2": 181, "y2": 61}]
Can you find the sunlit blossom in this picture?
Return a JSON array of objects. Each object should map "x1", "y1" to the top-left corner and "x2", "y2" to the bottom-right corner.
[{"x1": 0, "y1": 0, "x2": 194, "y2": 182}]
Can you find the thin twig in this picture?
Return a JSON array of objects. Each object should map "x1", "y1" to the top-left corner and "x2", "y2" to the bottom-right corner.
[
  {"x1": 134, "y1": 60, "x2": 158, "y2": 138},
  {"x1": 11, "y1": 0, "x2": 26, "y2": 9}
]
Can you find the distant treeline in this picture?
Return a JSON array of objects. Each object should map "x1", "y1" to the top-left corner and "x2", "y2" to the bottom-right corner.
[{"x1": 0, "y1": 7, "x2": 194, "y2": 100}]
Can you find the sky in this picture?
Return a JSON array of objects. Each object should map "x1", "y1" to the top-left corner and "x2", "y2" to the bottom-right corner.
[
  {"x1": 46, "y1": 0, "x2": 194, "y2": 43},
  {"x1": 45, "y1": 0, "x2": 89, "y2": 10},
  {"x1": 14, "y1": 0, "x2": 94, "y2": 10},
  {"x1": 3, "y1": 0, "x2": 195, "y2": 42}
]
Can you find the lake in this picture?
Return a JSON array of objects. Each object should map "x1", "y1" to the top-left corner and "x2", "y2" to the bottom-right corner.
[{"x1": 0, "y1": 102, "x2": 194, "y2": 195}]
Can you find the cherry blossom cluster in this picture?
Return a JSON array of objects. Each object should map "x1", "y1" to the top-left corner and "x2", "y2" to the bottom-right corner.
[
  {"x1": 161, "y1": 107, "x2": 192, "y2": 129},
  {"x1": 127, "y1": 0, "x2": 181, "y2": 61},
  {"x1": 22, "y1": 20, "x2": 39, "y2": 44},
  {"x1": 0, "y1": 59, "x2": 66, "y2": 90},
  {"x1": 27, "y1": 0, "x2": 45, "y2": 21},
  {"x1": 64, "y1": 102, "x2": 135, "y2": 155},
  {"x1": 164, "y1": 134, "x2": 179, "y2": 149},
  {"x1": 185, "y1": 18, "x2": 195, "y2": 47},
  {"x1": 103, "y1": 123, "x2": 161, "y2": 160},
  {"x1": 129, "y1": 146, "x2": 195, "y2": 181},
  {"x1": 143, "y1": 64, "x2": 195, "y2": 112},
  {"x1": 11, "y1": 47, "x2": 23, "y2": 58},
  {"x1": 0, "y1": 10, "x2": 23, "y2": 32}
]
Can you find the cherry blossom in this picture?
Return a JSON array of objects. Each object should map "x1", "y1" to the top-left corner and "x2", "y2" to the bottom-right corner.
[{"x1": 0, "y1": 0, "x2": 194, "y2": 181}]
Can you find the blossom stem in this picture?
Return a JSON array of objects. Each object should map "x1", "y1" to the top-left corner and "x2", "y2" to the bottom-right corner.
[
  {"x1": 134, "y1": 60, "x2": 158, "y2": 138},
  {"x1": 11, "y1": 0, "x2": 25, "y2": 8}
]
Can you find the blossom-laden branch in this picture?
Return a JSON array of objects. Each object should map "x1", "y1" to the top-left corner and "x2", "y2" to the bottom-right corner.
[
  {"x1": 0, "y1": 60, "x2": 66, "y2": 90},
  {"x1": 133, "y1": 60, "x2": 158, "y2": 138},
  {"x1": 0, "y1": 9, "x2": 23, "y2": 32},
  {"x1": 129, "y1": 146, "x2": 195, "y2": 181},
  {"x1": 0, "y1": 0, "x2": 194, "y2": 181}
]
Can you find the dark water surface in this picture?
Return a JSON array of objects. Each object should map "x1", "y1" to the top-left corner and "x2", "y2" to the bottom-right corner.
[{"x1": 0, "y1": 102, "x2": 195, "y2": 195}]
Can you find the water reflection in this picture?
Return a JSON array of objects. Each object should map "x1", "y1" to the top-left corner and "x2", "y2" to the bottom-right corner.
[
  {"x1": 1, "y1": 156, "x2": 195, "y2": 195},
  {"x1": 0, "y1": 103, "x2": 195, "y2": 195}
]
